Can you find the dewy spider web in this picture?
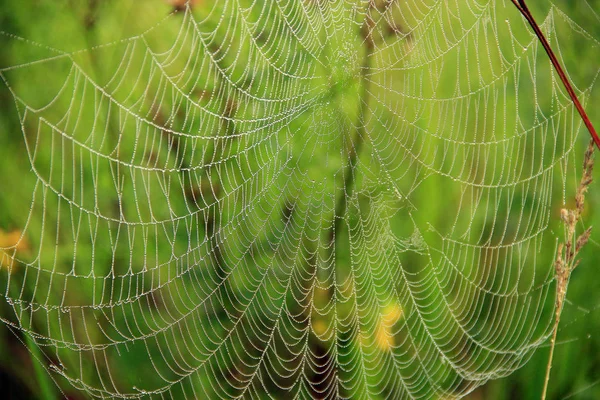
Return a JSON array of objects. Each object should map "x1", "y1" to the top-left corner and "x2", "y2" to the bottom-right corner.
[{"x1": 0, "y1": 0, "x2": 599, "y2": 398}]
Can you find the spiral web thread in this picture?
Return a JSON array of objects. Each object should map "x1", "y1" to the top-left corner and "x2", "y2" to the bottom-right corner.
[{"x1": 0, "y1": 0, "x2": 599, "y2": 398}]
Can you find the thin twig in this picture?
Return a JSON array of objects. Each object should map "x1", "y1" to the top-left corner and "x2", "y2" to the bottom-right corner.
[{"x1": 511, "y1": 0, "x2": 600, "y2": 150}]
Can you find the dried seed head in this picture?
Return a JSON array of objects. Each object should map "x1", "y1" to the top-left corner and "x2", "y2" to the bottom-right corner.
[
  {"x1": 555, "y1": 243, "x2": 564, "y2": 274},
  {"x1": 564, "y1": 241, "x2": 573, "y2": 264},
  {"x1": 575, "y1": 226, "x2": 593, "y2": 254},
  {"x1": 583, "y1": 139, "x2": 595, "y2": 172},
  {"x1": 560, "y1": 208, "x2": 569, "y2": 224},
  {"x1": 576, "y1": 140, "x2": 595, "y2": 209}
]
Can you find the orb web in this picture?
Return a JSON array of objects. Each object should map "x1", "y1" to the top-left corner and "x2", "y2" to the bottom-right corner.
[{"x1": 0, "y1": 0, "x2": 599, "y2": 398}]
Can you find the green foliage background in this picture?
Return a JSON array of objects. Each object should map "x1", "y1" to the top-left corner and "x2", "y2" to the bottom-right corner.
[{"x1": 0, "y1": 0, "x2": 599, "y2": 399}]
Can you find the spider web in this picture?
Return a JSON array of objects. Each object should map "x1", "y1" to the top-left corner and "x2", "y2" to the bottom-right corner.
[{"x1": 0, "y1": 0, "x2": 599, "y2": 398}]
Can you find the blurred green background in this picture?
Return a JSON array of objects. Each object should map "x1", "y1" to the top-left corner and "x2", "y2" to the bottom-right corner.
[{"x1": 0, "y1": 0, "x2": 600, "y2": 399}]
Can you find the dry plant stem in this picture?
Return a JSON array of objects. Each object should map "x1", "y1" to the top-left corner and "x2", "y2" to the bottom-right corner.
[
  {"x1": 541, "y1": 140, "x2": 595, "y2": 400},
  {"x1": 542, "y1": 323, "x2": 558, "y2": 400},
  {"x1": 509, "y1": 1, "x2": 598, "y2": 398},
  {"x1": 511, "y1": 0, "x2": 600, "y2": 151}
]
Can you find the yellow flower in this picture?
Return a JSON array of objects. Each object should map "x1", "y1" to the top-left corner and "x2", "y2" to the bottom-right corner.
[
  {"x1": 0, "y1": 229, "x2": 30, "y2": 269},
  {"x1": 375, "y1": 324, "x2": 393, "y2": 350},
  {"x1": 382, "y1": 303, "x2": 403, "y2": 326},
  {"x1": 312, "y1": 319, "x2": 328, "y2": 338},
  {"x1": 376, "y1": 303, "x2": 404, "y2": 351}
]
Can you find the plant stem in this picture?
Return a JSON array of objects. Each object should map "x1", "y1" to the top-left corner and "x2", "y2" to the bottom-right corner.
[
  {"x1": 511, "y1": 2, "x2": 598, "y2": 397},
  {"x1": 511, "y1": 0, "x2": 600, "y2": 150},
  {"x1": 329, "y1": 8, "x2": 375, "y2": 261},
  {"x1": 541, "y1": 303, "x2": 561, "y2": 400},
  {"x1": 540, "y1": 140, "x2": 595, "y2": 400}
]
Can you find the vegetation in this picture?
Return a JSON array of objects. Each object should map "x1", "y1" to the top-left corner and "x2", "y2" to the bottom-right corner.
[{"x1": 0, "y1": 1, "x2": 599, "y2": 399}]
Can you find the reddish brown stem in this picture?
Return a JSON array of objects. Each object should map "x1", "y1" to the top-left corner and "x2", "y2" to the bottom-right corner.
[{"x1": 511, "y1": 0, "x2": 600, "y2": 151}]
